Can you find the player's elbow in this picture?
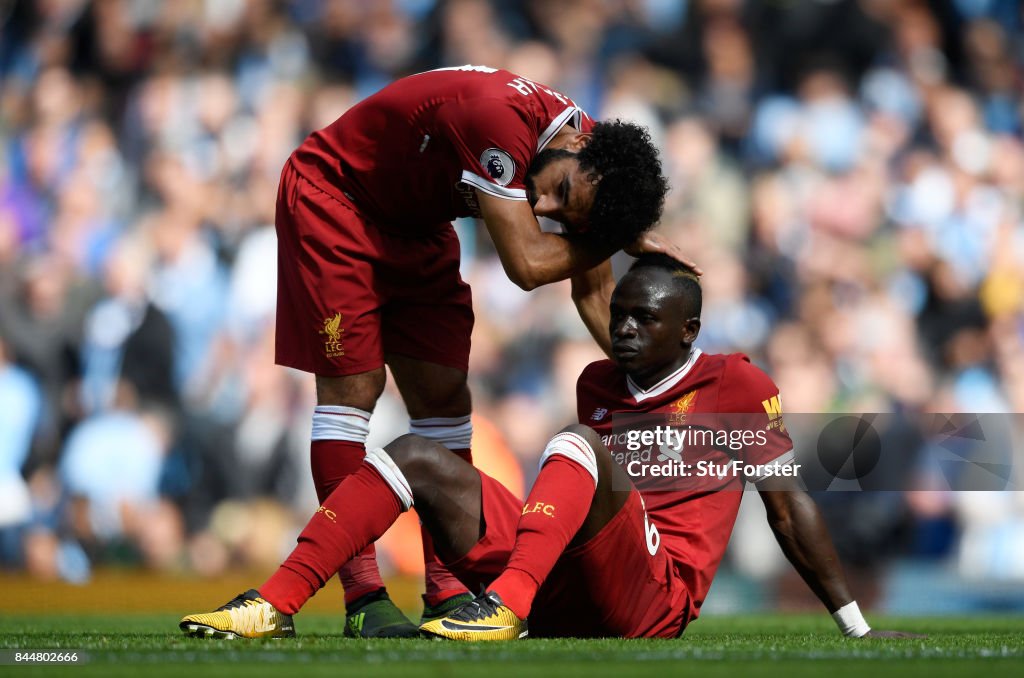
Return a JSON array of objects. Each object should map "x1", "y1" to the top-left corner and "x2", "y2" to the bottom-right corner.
[
  {"x1": 504, "y1": 263, "x2": 543, "y2": 291},
  {"x1": 513, "y1": 275, "x2": 541, "y2": 292}
]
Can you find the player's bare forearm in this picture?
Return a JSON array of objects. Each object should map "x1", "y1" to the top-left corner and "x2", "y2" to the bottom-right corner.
[
  {"x1": 570, "y1": 261, "x2": 615, "y2": 358},
  {"x1": 759, "y1": 476, "x2": 926, "y2": 639},
  {"x1": 478, "y1": 191, "x2": 613, "y2": 290},
  {"x1": 757, "y1": 477, "x2": 853, "y2": 613}
]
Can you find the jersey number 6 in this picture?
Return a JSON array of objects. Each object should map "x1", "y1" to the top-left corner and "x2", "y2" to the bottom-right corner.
[{"x1": 644, "y1": 512, "x2": 660, "y2": 556}]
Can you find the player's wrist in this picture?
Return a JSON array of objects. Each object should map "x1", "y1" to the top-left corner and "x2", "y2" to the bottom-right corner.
[{"x1": 832, "y1": 601, "x2": 871, "y2": 637}]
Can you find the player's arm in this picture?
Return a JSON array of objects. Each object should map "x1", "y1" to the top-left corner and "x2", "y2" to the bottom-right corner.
[
  {"x1": 756, "y1": 475, "x2": 855, "y2": 614},
  {"x1": 757, "y1": 474, "x2": 922, "y2": 638},
  {"x1": 479, "y1": 188, "x2": 616, "y2": 354},
  {"x1": 477, "y1": 191, "x2": 615, "y2": 291},
  {"x1": 570, "y1": 260, "x2": 615, "y2": 358}
]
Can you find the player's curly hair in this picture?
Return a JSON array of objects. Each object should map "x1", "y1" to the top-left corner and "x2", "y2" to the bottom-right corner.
[{"x1": 578, "y1": 120, "x2": 668, "y2": 250}]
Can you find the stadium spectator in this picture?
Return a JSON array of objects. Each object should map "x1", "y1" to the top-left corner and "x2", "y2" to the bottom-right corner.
[
  {"x1": 58, "y1": 384, "x2": 179, "y2": 571},
  {"x1": 0, "y1": 333, "x2": 40, "y2": 568}
]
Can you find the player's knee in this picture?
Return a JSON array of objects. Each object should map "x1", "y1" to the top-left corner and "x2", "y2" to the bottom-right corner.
[
  {"x1": 408, "y1": 378, "x2": 471, "y2": 419},
  {"x1": 384, "y1": 434, "x2": 450, "y2": 486},
  {"x1": 315, "y1": 370, "x2": 386, "y2": 409},
  {"x1": 557, "y1": 423, "x2": 603, "y2": 451},
  {"x1": 553, "y1": 424, "x2": 615, "y2": 479},
  {"x1": 434, "y1": 376, "x2": 470, "y2": 405}
]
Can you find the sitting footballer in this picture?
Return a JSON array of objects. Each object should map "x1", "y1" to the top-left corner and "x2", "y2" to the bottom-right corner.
[{"x1": 180, "y1": 254, "x2": 916, "y2": 640}]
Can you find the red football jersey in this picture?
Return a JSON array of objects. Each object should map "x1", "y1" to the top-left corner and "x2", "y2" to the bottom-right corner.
[
  {"x1": 575, "y1": 349, "x2": 794, "y2": 618},
  {"x1": 290, "y1": 65, "x2": 593, "y2": 233}
]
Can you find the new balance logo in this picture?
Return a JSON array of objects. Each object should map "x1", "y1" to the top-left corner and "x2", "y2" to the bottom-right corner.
[{"x1": 591, "y1": 407, "x2": 608, "y2": 421}]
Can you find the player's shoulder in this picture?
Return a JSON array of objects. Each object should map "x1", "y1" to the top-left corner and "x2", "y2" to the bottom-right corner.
[
  {"x1": 690, "y1": 351, "x2": 777, "y2": 390},
  {"x1": 418, "y1": 65, "x2": 520, "y2": 98},
  {"x1": 710, "y1": 353, "x2": 782, "y2": 412},
  {"x1": 431, "y1": 71, "x2": 538, "y2": 133},
  {"x1": 676, "y1": 350, "x2": 741, "y2": 379},
  {"x1": 577, "y1": 359, "x2": 622, "y2": 390},
  {"x1": 719, "y1": 352, "x2": 775, "y2": 382},
  {"x1": 576, "y1": 359, "x2": 628, "y2": 423},
  {"x1": 577, "y1": 358, "x2": 622, "y2": 395}
]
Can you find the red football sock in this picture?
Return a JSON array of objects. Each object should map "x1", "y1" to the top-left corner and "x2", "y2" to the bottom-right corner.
[
  {"x1": 422, "y1": 446, "x2": 472, "y2": 607},
  {"x1": 310, "y1": 439, "x2": 366, "y2": 500},
  {"x1": 489, "y1": 457, "x2": 595, "y2": 619},
  {"x1": 310, "y1": 438, "x2": 385, "y2": 605},
  {"x1": 261, "y1": 463, "x2": 403, "y2": 615}
]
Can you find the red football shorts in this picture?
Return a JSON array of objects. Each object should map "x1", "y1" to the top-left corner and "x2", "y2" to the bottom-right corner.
[
  {"x1": 446, "y1": 471, "x2": 693, "y2": 638},
  {"x1": 274, "y1": 160, "x2": 474, "y2": 376}
]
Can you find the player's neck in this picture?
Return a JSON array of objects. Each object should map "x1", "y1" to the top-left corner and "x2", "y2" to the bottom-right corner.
[
  {"x1": 546, "y1": 127, "x2": 576, "y2": 151},
  {"x1": 629, "y1": 348, "x2": 694, "y2": 391}
]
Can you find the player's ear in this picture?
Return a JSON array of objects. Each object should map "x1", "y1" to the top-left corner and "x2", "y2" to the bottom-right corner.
[
  {"x1": 566, "y1": 132, "x2": 591, "y2": 152},
  {"x1": 681, "y1": 318, "x2": 701, "y2": 345}
]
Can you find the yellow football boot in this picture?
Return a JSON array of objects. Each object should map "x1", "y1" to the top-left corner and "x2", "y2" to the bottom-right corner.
[
  {"x1": 419, "y1": 591, "x2": 527, "y2": 641},
  {"x1": 179, "y1": 589, "x2": 295, "y2": 639}
]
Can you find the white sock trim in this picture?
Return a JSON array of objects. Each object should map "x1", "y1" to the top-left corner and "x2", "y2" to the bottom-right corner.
[
  {"x1": 409, "y1": 415, "x2": 472, "y2": 450},
  {"x1": 311, "y1": 406, "x2": 371, "y2": 443},
  {"x1": 539, "y1": 431, "x2": 598, "y2": 488},
  {"x1": 832, "y1": 601, "x2": 871, "y2": 637},
  {"x1": 364, "y1": 447, "x2": 414, "y2": 511}
]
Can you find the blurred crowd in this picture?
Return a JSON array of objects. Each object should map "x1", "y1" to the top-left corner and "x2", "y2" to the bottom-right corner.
[{"x1": 1, "y1": 0, "x2": 1023, "y2": 607}]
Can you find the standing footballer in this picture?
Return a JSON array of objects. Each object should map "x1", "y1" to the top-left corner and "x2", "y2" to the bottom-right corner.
[{"x1": 270, "y1": 65, "x2": 672, "y2": 636}]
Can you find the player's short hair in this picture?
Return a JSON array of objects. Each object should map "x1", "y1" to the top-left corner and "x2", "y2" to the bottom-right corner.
[
  {"x1": 578, "y1": 120, "x2": 668, "y2": 249},
  {"x1": 628, "y1": 253, "x2": 702, "y2": 318}
]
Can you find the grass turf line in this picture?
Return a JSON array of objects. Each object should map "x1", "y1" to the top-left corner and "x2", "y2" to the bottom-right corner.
[{"x1": 1, "y1": 614, "x2": 1021, "y2": 678}]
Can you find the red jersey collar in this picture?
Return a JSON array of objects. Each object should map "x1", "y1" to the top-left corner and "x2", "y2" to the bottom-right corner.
[{"x1": 626, "y1": 348, "x2": 703, "y2": 403}]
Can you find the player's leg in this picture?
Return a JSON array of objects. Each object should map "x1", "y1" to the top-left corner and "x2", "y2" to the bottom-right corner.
[
  {"x1": 379, "y1": 223, "x2": 477, "y2": 619},
  {"x1": 270, "y1": 161, "x2": 413, "y2": 637},
  {"x1": 524, "y1": 483, "x2": 691, "y2": 639},
  {"x1": 386, "y1": 434, "x2": 484, "y2": 561},
  {"x1": 420, "y1": 424, "x2": 628, "y2": 640},
  {"x1": 313, "y1": 371, "x2": 423, "y2": 637},
  {"x1": 385, "y1": 353, "x2": 475, "y2": 617},
  {"x1": 491, "y1": 423, "x2": 631, "y2": 616},
  {"x1": 180, "y1": 434, "x2": 487, "y2": 639},
  {"x1": 424, "y1": 425, "x2": 691, "y2": 640}
]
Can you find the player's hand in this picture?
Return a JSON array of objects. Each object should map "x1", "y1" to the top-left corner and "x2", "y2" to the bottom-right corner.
[
  {"x1": 861, "y1": 630, "x2": 928, "y2": 639},
  {"x1": 625, "y1": 232, "x2": 703, "y2": 275}
]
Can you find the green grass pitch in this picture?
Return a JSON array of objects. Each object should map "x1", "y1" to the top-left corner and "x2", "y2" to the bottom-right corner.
[{"x1": 1, "y1": 614, "x2": 1021, "y2": 677}]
